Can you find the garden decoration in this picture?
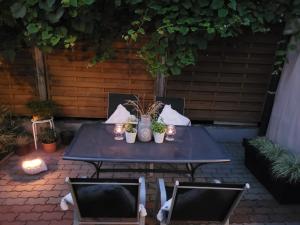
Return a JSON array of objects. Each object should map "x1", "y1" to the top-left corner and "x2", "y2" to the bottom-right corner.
[
  {"x1": 243, "y1": 137, "x2": 300, "y2": 204},
  {"x1": 125, "y1": 96, "x2": 163, "y2": 142},
  {"x1": 22, "y1": 158, "x2": 47, "y2": 175}
]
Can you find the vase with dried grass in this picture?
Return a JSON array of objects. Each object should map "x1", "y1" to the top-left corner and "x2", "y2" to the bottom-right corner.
[{"x1": 125, "y1": 96, "x2": 163, "y2": 142}]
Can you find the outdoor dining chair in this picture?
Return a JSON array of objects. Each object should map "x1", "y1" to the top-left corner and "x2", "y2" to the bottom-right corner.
[
  {"x1": 66, "y1": 176, "x2": 146, "y2": 225},
  {"x1": 155, "y1": 96, "x2": 185, "y2": 115},
  {"x1": 156, "y1": 178, "x2": 250, "y2": 225},
  {"x1": 107, "y1": 93, "x2": 136, "y2": 118}
]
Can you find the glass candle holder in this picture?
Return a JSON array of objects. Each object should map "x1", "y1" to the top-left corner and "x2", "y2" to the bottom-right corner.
[
  {"x1": 165, "y1": 125, "x2": 176, "y2": 141},
  {"x1": 114, "y1": 124, "x2": 124, "y2": 140}
]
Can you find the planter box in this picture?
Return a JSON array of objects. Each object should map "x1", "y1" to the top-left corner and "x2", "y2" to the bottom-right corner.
[{"x1": 243, "y1": 139, "x2": 300, "y2": 204}]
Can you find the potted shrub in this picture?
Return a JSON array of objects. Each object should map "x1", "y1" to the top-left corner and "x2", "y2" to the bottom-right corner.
[
  {"x1": 40, "y1": 128, "x2": 57, "y2": 153},
  {"x1": 26, "y1": 100, "x2": 58, "y2": 121},
  {"x1": 15, "y1": 132, "x2": 32, "y2": 156},
  {"x1": 124, "y1": 123, "x2": 137, "y2": 144},
  {"x1": 243, "y1": 137, "x2": 300, "y2": 204},
  {"x1": 151, "y1": 121, "x2": 166, "y2": 144}
]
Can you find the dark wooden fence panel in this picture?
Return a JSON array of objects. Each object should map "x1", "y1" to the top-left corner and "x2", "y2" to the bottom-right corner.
[
  {"x1": 0, "y1": 51, "x2": 37, "y2": 115},
  {"x1": 46, "y1": 43, "x2": 155, "y2": 118},
  {"x1": 166, "y1": 32, "x2": 280, "y2": 123}
]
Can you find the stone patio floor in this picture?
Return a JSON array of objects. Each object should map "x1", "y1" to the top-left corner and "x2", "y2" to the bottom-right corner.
[{"x1": 0, "y1": 142, "x2": 300, "y2": 225}]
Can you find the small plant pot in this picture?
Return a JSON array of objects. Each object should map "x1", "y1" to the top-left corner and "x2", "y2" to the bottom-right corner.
[
  {"x1": 42, "y1": 142, "x2": 57, "y2": 153},
  {"x1": 153, "y1": 132, "x2": 165, "y2": 144},
  {"x1": 60, "y1": 130, "x2": 75, "y2": 145},
  {"x1": 125, "y1": 130, "x2": 137, "y2": 144},
  {"x1": 15, "y1": 144, "x2": 32, "y2": 156}
]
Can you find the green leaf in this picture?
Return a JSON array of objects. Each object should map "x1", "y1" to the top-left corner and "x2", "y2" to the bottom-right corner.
[
  {"x1": 26, "y1": 23, "x2": 40, "y2": 34},
  {"x1": 211, "y1": 0, "x2": 224, "y2": 9},
  {"x1": 182, "y1": 1, "x2": 192, "y2": 9},
  {"x1": 178, "y1": 27, "x2": 189, "y2": 35},
  {"x1": 46, "y1": 7, "x2": 64, "y2": 23},
  {"x1": 50, "y1": 36, "x2": 60, "y2": 45},
  {"x1": 228, "y1": 0, "x2": 237, "y2": 10},
  {"x1": 83, "y1": 0, "x2": 95, "y2": 5},
  {"x1": 198, "y1": 0, "x2": 210, "y2": 7},
  {"x1": 42, "y1": 30, "x2": 53, "y2": 40},
  {"x1": 10, "y1": 3, "x2": 26, "y2": 18},
  {"x1": 47, "y1": 0, "x2": 56, "y2": 7},
  {"x1": 218, "y1": 8, "x2": 228, "y2": 17},
  {"x1": 170, "y1": 66, "x2": 181, "y2": 75},
  {"x1": 70, "y1": 0, "x2": 77, "y2": 7}
]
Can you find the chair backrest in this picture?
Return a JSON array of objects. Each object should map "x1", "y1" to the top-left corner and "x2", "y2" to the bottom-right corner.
[
  {"x1": 67, "y1": 178, "x2": 140, "y2": 220},
  {"x1": 167, "y1": 181, "x2": 249, "y2": 224},
  {"x1": 107, "y1": 93, "x2": 136, "y2": 118},
  {"x1": 155, "y1": 97, "x2": 185, "y2": 115}
]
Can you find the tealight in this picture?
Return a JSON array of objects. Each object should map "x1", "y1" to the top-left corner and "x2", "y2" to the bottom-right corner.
[
  {"x1": 165, "y1": 125, "x2": 176, "y2": 141},
  {"x1": 114, "y1": 123, "x2": 124, "y2": 140}
]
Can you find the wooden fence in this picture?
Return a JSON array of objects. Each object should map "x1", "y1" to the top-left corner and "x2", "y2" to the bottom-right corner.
[{"x1": 0, "y1": 32, "x2": 280, "y2": 124}]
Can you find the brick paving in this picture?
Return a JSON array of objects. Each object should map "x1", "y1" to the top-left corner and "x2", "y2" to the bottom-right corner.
[{"x1": 0, "y1": 143, "x2": 300, "y2": 225}]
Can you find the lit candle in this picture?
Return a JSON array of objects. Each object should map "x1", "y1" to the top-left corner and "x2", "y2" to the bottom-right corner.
[
  {"x1": 22, "y1": 158, "x2": 47, "y2": 175},
  {"x1": 165, "y1": 125, "x2": 176, "y2": 141},
  {"x1": 114, "y1": 123, "x2": 124, "y2": 140}
]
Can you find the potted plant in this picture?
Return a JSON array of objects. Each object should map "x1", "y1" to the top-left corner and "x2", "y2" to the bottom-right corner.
[
  {"x1": 151, "y1": 121, "x2": 167, "y2": 144},
  {"x1": 243, "y1": 137, "x2": 300, "y2": 204},
  {"x1": 40, "y1": 128, "x2": 57, "y2": 153},
  {"x1": 26, "y1": 100, "x2": 58, "y2": 121},
  {"x1": 15, "y1": 132, "x2": 32, "y2": 156},
  {"x1": 125, "y1": 96, "x2": 163, "y2": 142},
  {"x1": 124, "y1": 123, "x2": 137, "y2": 144}
]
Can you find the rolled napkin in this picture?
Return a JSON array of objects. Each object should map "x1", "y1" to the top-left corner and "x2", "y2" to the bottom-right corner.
[
  {"x1": 157, "y1": 198, "x2": 172, "y2": 223},
  {"x1": 105, "y1": 104, "x2": 131, "y2": 124},
  {"x1": 60, "y1": 193, "x2": 74, "y2": 210}
]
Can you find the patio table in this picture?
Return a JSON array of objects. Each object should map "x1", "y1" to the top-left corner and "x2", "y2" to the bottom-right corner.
[{"x1": 63, "y1": 122, "x2": 230, "y2": 180}]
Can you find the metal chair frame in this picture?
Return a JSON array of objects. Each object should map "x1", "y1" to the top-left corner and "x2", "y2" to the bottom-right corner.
[
  {"x1": 156, "y1": 179, "x2": 250, "y2": 225},
  {"x1": 66, "y1": 177, "x2": 146, "y2": 225}
]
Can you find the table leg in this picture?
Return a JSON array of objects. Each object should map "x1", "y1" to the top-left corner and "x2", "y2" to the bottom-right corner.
[
  {"x1": 186, "y1": 163, "x2": 208, "y2": 181},
  {"x1": 87, "y1": 161, "x2": 103, "y2": 178}
]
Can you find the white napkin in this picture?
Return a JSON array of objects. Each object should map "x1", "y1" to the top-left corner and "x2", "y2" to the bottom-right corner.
[
  {"x1": 158, "y1": 105, "x2": 191, "y2": 126},
  {"x1": 105, "y1": 104, "x2": 131, "y2": 124},
  {"x1": 60, "y1": 193, "x2": 74, "y2": 210},
  {"x1": 157, "y1": 198, "x2": 172, "y2": 223}
]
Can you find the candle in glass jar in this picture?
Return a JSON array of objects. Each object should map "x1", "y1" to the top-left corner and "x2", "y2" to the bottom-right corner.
[
  {"x1": 114, "y1": 124, "x2": 124, "y2": 140},
  {"x1": 166, "y1": 125, "x2": 176, "y2": 141}
]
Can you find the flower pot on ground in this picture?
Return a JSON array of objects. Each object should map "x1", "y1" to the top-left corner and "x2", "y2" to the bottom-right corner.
[
  {"x1": 151, "y1": 121, "x2": 166, "y2": 144},
  {"x1": 26, "y1": 100, "x2": 58, "y2": 121},
  {"x1": 15, "y1": 133, "x2": 33, "y2": 156},
  {"x1": 243, "y1": 138, "x2": 300, "y2": 204},
  {"x1": 40, "y1": 128, "x2": 57, "y2": 153}
]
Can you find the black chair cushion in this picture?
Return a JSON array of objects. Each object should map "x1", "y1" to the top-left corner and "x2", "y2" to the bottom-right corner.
[
  {"x1": 72, "y1": 181, "x2": 138, "y2": 218},
  {"x1": 170, "y1": 183, "x2": 243, "y2": 221},
  {"x1": 108, "y1": 93, "x2": 136, "y2": 118},
  {"x1": 155, "y1": 97, "x2": 185, "y2": 115}
]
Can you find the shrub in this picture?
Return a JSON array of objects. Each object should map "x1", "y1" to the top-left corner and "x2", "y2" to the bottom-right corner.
[
  {"x1": 249, "y1": 137, "x2": 300, "y2": 183},
  {"x1": 40, "y1": 128, "x2": 56, "y2": 144},
  {"x1": 151, "y1": 121, "x2": 166, "y2": 134}
]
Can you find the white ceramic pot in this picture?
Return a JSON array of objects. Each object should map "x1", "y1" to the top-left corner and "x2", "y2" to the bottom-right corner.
[
  {"x1": 125, "y1": 130, "x2": 137, "y2": 143},
  {"x1": 153, "y1": 132, "x2": 165, "y2": 144}
]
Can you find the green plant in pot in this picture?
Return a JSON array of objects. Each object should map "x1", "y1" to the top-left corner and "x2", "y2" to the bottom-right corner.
[
  {"x1": 40, "y1": 128, "x2": 57, "y2": 153},
  {"x1": 124, "y1": 123, "x2": 137, "y2": 144},
  {"x1": 26, "y1": 100, "x2": 58, "y2": 121},
  {"x1": 15, "y1": 132, "x2": 32, "y2": 156},
  {"x1": 151, "y1": 121, "x2": 167, "y2": 144}
]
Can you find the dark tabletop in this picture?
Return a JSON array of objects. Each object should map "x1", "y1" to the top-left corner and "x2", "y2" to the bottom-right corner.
[{"x1": 63, "y1": 122, "x2": 230, "y2": 164}]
